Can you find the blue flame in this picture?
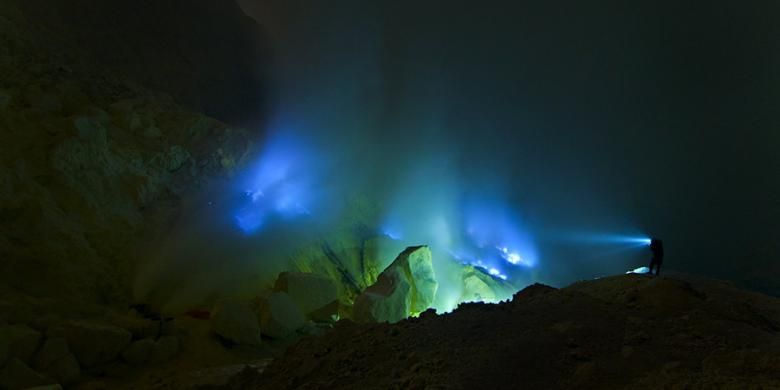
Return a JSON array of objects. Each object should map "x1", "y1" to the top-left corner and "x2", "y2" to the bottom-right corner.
[
  {"x1": 462, "y1": 199, "x2": 538, "y2": 269},
  {"x1": 232, "y1": 132, "x2": 320, "y2": 234}
]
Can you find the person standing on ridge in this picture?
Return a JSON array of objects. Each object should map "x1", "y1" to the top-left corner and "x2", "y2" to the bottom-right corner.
[{"x1": 648, "y1": 238, "x2": 664, "y2": 276}]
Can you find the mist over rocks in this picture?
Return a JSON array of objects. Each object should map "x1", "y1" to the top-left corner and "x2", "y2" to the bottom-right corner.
[
  {"x1": 0, "y1": 0, "x2": 778, "y2": 388},
  {"x1": 272, "y1": 272, "x2": 339, "y2": 321}
]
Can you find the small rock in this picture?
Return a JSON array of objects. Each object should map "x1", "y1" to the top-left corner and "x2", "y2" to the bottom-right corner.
[
  {"x1": 48, "y1": 321, "x2": 132, "y2": 368},
  {"x1": 121, "y1": 339, "x2": 155, "y2": 366},
  {"x1": 34, "y1": 338, "x2": 69, "y2": 368},
  {"x1": 0, "y1": 324, "x2": 42, "y2": 364},
  {"x1": 0, "y1": 358, "x2": 53, "y2": 390},
  {"x1": 42, "y1": 353, "x2": 79, "y2": 385},
  {"x1": 211, "y1": 301, "x2": 262, "y2": 347},
  {"x1": 151, "y1": 336, "x2": 179, "y2": 363}
]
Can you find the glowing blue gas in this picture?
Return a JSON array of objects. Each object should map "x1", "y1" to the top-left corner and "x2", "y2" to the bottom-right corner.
[
  {"x1": 462, "y1": 199, "x2": 538, "y2": 269},
  {"x1": 232, "y1": 132, "x2": 320, "y2": 234}
]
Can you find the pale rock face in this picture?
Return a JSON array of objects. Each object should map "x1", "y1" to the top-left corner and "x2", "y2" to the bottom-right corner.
[
  {"x1": 407, "y1": 247, "x2": 438, "y2": 313},
  {"x1": 460, "y1": 266, "x2": 516, "y2": 304},
  {"x1": 256, "y1": 292, "x2": 306, "y2": 339},
  {"x1": 461, "y1": 274, "x2": 497, "y2": 303},
  {"x1": 47, "y1": 321, "x2": 131, "y2": 368},
  {"x1": 353, "y1": 246, "x2": 438, "y2": 323},
  {"x1": 0, "y1": 324, "x2": 42, "y2": 365},
  {"x1": 211, "y1": 301, "x2": 262, "y2": 347},
  {"x1": 353, "y1": 266, "x2": 412, "y2": 324},
  {"x1": 273, "y1": 272, "x2": 339, "y2": 321}
]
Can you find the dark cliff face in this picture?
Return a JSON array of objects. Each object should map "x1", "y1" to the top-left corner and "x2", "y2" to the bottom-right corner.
[
  {"x1": 10, "y1": 0, "x2": 268, "y2": 125},
  {"x1": 0, "y1": 0, "x2": 264, "y2": 303}
]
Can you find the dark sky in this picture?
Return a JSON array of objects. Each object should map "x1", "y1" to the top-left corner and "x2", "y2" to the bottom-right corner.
[{"x1": 238, "y1": 0, "x2": 780, "y2": 292}]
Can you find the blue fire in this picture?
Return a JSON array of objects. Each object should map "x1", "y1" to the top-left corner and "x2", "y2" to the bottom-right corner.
[
  {"x1": 230, "y1": 128, "x2": 539, "y2": 288},
  {"x1": 232, "y1": 132, "x2": 319, "y2": 234}
]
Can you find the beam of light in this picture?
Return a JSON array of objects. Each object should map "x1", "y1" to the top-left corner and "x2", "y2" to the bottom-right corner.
[{"x1": 563, "y1": 233, "x2": 652, "y2": 246}]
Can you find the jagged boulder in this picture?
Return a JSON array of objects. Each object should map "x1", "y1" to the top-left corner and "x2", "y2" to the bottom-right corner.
[
  {"x1": 211, "y1": 301, "x2": 262, "y2": 347},
  {"x1": 273, "y1": 272, "x2": 339, "y2": 321},
  {"x1": 353, "y1": 246, "x2": 438, "y2": 323},
  {"x1": 0, "y1": 324, "x2": 42, "y2": 364},
  {"x1": 255, "y1": 292, "x2": 306, "y2": 339},
  {"x1": 47, "y1": 321, "x2": 131, "y2": 368}
]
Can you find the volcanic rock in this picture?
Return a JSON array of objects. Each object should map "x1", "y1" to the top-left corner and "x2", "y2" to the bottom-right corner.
[
  {"x1": 353, "y1": 246, "x2": 438, "y2": 323},
  {"x1": 252, "y1": 274, "x2": 780, "y2": 389},
  {"x1": 0, "y1": 324, "x2": 42, "y2": 364},
  {"x1": 255, "y1": 292, "x2": 306, "y2": 339},
  {"x1": 211, "y1": 301, "x2": 262, "y2": 347},
  {"x1": 0, "y1": 358, "x2": 53, "y2": 390},
  {"x1": 40, "y1": 353, "x2": 79, "y2": 386},
  {"x1": 47, "y1": 321, "x2": 131, "y2": 368},
  {"x1": 273, "y1": 272, "x2": 339, "y2": 321},
  {"x1": 460, "y1": 265, "x2": 516, "y2": 303},
  {"x1": 33, "y1": 337, "x2": 69, "y2": 369},
  {"x1": 150, "y1": 336, "x2": 179, "y2": 363},
  {"x1": 121, "y1": 339, "x2": 155, "y2": 366},
  {"x1": 288, "y1": 232, "x2": 381, "y2": 305}
]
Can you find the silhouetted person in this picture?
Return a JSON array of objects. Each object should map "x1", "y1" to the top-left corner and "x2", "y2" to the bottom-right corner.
[{"x1": 648, "y1": 238, "x2": 664, "y2": 276}]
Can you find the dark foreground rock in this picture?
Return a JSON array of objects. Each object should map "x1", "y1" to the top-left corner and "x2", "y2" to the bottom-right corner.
[{"x1": 229, "y1": 273, "x2": 780, "y2": 389}]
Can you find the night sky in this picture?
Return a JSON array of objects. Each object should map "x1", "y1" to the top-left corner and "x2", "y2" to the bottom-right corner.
[{"x1": 237, "y1": 1, "x2": 780, "y2": 293}]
